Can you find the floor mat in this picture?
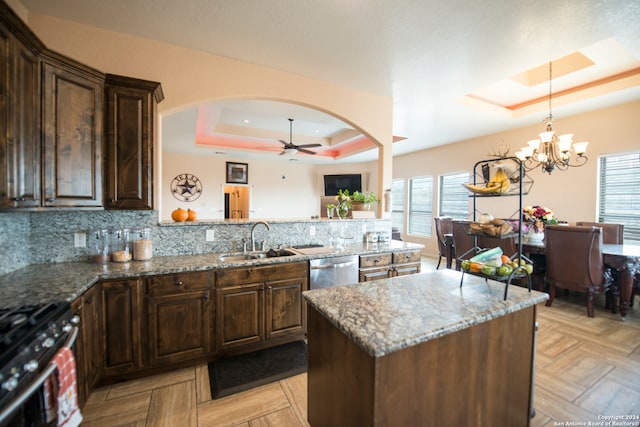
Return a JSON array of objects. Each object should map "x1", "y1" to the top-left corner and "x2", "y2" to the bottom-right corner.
[{"x1": 208, "y1": 341, "x2": 307, "y2": 399}]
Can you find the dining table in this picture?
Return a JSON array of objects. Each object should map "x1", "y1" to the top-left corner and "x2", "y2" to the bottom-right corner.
[{"x1": 522, "y1": 241, "x2": 640, "y2": 318}]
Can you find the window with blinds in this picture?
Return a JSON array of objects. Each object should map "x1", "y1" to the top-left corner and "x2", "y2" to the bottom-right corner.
[
  {"x1": 598, "y1": 152, "x2": 640, "y2": 243},
  {"x1": 439, "y1": 172, "x2": 470, "y2": 219},
  {"x1": 391, "y1": 179, "x2": 405, "y2": 233},
  {"x1": 408, "y1": 176, "x2": 433, "y2": 237}
]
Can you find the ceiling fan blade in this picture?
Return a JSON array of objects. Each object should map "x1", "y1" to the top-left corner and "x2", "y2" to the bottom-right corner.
[
  {"x1": 296, "y1": 143, "x2": 322, "y2": 148},
  {"x1": 278, "y1": 139, "x2": 289, "y2": 146},
  {"x1": 297, "y1": 148, "x2": 317, "y2": 155}
]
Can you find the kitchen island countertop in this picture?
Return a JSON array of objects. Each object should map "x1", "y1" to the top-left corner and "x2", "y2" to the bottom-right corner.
[
  {"x1": 303, "y1": 269, "x2": 549, "y2": 357},
  {"x1": 0, "y1": 240, "x2": 422, "y2": 308}
]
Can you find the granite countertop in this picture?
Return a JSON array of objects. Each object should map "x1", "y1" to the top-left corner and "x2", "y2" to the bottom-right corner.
[
  {"x1": 0, "y1": 240, "x2": 422, "y2": 308},
  {"x1": 303, "y1": 269, "x2": 549, "y2": 358}
]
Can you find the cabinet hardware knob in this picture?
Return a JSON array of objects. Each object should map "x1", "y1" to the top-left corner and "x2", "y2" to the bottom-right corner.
[
  {"x1": 374, "y1": 259, "x2": 379, "y2": 264},
  {"x1": 203, "y1": 294, "x2": 209, "y2": 301},
  {"x1": 175, "y1": 281, "x2": 184, "y2": 286}
]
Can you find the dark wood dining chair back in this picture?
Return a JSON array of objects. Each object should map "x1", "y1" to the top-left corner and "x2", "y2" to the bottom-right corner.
[
  {"x1": 545, "y1": 225, "x2": 611, "y2": 317},
  {"x1": 434, "y1": 217, "x2": 453, "y2": 269},
  {"x1": 576, "y1": 222, "x2": 624, "y2": 244},
  {"x1": 451, "y1": 220, "x2": 476, "y2": 271}
]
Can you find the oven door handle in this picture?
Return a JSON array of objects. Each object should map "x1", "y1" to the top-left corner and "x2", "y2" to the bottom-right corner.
[{"x1": 0, "y1": 326, "x2": 79, "y2": 423}]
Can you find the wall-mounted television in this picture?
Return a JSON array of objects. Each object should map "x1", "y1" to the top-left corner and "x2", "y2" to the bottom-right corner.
[{"x1": 324, "y1": 174, "x2": 362, "y2": 196}]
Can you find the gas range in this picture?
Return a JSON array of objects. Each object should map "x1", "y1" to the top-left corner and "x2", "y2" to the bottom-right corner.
[{"x1": 0, "y1": 302, "x2": 78, "y2": 424}]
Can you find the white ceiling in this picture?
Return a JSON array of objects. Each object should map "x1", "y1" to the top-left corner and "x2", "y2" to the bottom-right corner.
[{"x1": 19, "y1": 0, "x2": 640, "y2": 164}]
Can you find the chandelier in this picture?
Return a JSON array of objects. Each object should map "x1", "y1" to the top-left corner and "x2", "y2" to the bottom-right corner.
[{"x1": 515, "y1": 62, "x2": 588, "y2": 174}]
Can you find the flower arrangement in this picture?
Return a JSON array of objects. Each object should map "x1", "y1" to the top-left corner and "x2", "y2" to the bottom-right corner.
[
  {"x1": 335, "y1": 189, "x2": 353, "y2": 219},
  {"x1": 522, "y1": 205, "x2": 558, "y2": 233}
]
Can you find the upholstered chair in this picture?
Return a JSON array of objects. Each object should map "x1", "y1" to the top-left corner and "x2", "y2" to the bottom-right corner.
[
  {"x1": 576, "y1": 222, "x2": 624, "y2": 309},
  {"x1": 545, "y1": 225, "x2": 612, "y2": 317},
  {"x1": 576, "y1": 222, "x2": 624, "y2": 244},
  {"x1": 451, "y1": 220, "x2": 476, "y2": 271},
  {"x1": 434, "y1": 217, "x2": 453, "y2": 269}
]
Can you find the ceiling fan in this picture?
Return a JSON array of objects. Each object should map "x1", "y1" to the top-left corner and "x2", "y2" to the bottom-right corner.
[{"x1": 279, "y1": 118, "x2": 321, "y2": 155}]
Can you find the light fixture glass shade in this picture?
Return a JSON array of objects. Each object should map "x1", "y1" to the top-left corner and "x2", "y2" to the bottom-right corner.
[
  {"x1": 521, "y1": 146, "x2": 534, "y2": 158},
  {"x1": 515, "y1": 151, "x2": 527, "y2": 161},
  {"x1": 539, "y1": 131, "x2": 555, "y2": 143},
  {"x1": 557, "y1": 134, "x2": 573, "y2": 152},
  {"x1": 573, "y1": 141, "x2": 589, "y2": 155},
  {"x1": 284, "y1": 148, "x2": 297, "y2": 155},
  {"x1": 527, "y1": 139, "x2": 541, "y2": 150}
]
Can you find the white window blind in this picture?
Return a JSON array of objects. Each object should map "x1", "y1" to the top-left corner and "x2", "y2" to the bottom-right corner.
[
  {"x1": 598, "y1": 152, "x2": 640, "y2": 243},
  {"x1": 408, "y1": 176, "x2": 433, "y2": 237},
  {"x1": 391, "y1": 179, "x2": 405, "y2": 233},
  {"x1": 439, "y1": 172, "x2": 470, "y2": 219}
]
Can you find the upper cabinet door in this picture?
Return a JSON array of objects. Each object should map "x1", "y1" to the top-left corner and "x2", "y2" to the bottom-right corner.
[
  {"x1": 0, "y1": 22, "x2": 40, "y2": 208},
  {"x1": 41, "y1": 60, "x2": 103, "y2": 208},
  {"x1": 105, "y1": 75, "x2": 163, "y2": 209}
]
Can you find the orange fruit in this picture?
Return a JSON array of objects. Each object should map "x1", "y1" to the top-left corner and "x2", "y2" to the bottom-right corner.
[
  {"x1": 470, "y1": 262, "x2": 482, "y2": 273},
  {"x1": 501, "y1": 255, "x2": 510, "y2": 265},
  {"x1": 171, "y1": 208, "x2": 188, "y2": 222}
]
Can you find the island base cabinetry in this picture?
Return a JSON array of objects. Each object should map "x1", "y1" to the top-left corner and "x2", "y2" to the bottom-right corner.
[{"x1": 307, "y1": 305, "x2": 536, "y2": 427}]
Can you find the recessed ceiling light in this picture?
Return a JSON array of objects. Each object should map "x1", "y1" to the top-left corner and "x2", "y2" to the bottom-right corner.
[
  {"x1": 243, "y1": 119, "x2": 250, "y2": 123},
  {"x1": 214, "y1": 151, "x2": 227, "y2": 155}
]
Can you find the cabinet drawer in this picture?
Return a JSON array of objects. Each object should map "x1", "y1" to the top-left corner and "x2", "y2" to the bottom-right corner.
[
  {"x1": 392, "y1": 250, "x2": 422, "y2": 264},
  {"x1": 359, "y1": 253, "x2": 392, "y2": 268},
  {"x1": 215, "y1": 262, "x2": 308, "y2": 288},
  {"x1": 146, "y1": 271, "x2": 209, "y2": 295}
]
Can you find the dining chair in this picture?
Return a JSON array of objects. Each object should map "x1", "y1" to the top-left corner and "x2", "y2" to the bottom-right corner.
[
  {"x1": 434, "y1": 217, "x2": 453, "y2": 269},
  {"x1": 451, "y1": 220, "x2": 476, "y2": 271},
  {"x1": 576, "y1": 221, "x2": 624, "y2": 244},
  {"x1": 544, "y1": 225, "x2": 611, "y2": 317},
  {"x1": 576, "y1": 222, "x2": 624, "y2": 310}
]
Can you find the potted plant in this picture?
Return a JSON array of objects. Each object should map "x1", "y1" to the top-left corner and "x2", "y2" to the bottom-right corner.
[{"x1": 351, "y1": 191, "x2": 379, "y2": 211}]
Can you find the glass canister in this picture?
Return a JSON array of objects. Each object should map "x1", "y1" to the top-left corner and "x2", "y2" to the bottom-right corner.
[
  {"x1": 88, "y1": 229, "x2": 109, "y2": 264},
  {"x1": 133, "y1": 227, "x2": 153, "y2": 261},
  {"x1": 111, "y1": 228, "x2": 132, "y2": 262}
]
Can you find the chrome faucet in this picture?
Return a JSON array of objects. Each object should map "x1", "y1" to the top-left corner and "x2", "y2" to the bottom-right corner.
[{"x1": 251, "y1": 221, "x2": 271, "y2": 252}]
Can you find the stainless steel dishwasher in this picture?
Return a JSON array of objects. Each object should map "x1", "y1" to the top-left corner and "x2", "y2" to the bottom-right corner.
[{"x1": 309, "y1": 255, "x2": 359, "y2": 289}]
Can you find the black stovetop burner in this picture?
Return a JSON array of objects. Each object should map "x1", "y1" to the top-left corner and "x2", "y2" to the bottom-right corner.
[{"x1": 0, "y1": 302, "x2": 71, "y2": 373}]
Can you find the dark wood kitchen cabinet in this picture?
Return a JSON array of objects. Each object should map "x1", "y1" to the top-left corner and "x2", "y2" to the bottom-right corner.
[
  {"x1": 99, "y1": 278, "x2": 145, "y2": 380},
  {"x1": 71, "y1": 285, "x2": 101, "y2": 408},
  {"x1": 359, "y1": 253, "x2": 393, "y2": 282},
  {"x1": 105, "y1": 74, "x2": 163, "y2": 209},
  {"x1": 146, "y1": 271, "x2": 212, "y2": 367},
  {"x1": 391, "y1": 249, "x2": 422, "y2": 276},
  {"x1": 359, "y1": 250, "x2": 421, "y2": 281},
  {"x1": 40, "y1": 55, "x2": 103, "y2": 208},
  {"x1": 0, "y1": 17, "x2": 41, "y2": 209},
  {"x1": 214, "y1": 262, "x2": 308, "y2": 354}
]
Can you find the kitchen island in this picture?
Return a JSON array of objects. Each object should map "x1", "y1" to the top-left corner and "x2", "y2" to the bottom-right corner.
[{"x1": 303, "y1": 269, "x2": 549, "y2": 427}]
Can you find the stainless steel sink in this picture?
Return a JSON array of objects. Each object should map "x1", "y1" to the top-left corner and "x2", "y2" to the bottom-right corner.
[
  {"x1": 218, "y1": 249, "x2": 296, "y2": 263},
  {"x1": 218, "y1": 254, "x2": 258, "y2": 262}
]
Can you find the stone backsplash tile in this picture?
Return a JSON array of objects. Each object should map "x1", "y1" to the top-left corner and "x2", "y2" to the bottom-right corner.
[
  {"x1": 0, "y1": 212, "x2": 30, "y2": 275},
  {"x1": 1, "y1": 210, "x2": 391, "y2": 274}
]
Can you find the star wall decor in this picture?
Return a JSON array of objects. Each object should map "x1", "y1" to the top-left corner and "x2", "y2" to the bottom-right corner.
[{"x1": 171, "y1": 173, "x2": 202, "y2": 202}]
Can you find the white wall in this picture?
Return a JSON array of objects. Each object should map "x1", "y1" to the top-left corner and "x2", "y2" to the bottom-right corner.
[
  {"x1": 395, "y1": 101, "x2": 640, "y2": 256},
  {"x1": 22, "y1": 8, "x2": 395, "y2": 208},
  {"x1": 162, "y1": 152, "x2": 378, "y2": 220}
]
